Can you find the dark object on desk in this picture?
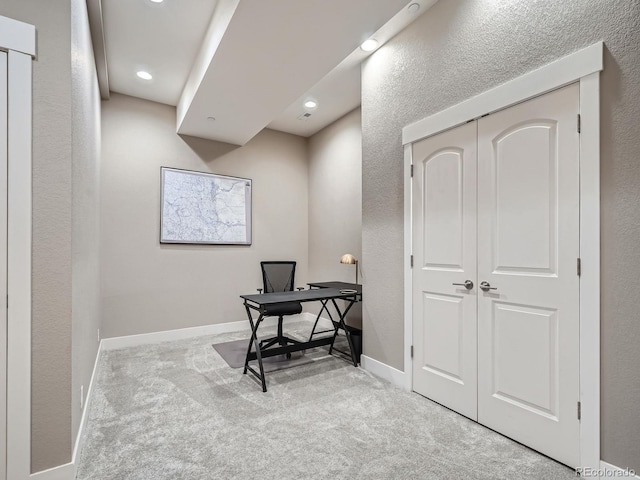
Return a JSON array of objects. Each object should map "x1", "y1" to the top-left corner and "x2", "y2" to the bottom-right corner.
[
  {"x1": 307, "y1": 281, "x2": 363, "y2": 363},
  {"x1": 241, "y1": 287, "x2": 359, "y2": 392},
  {"x1": 257, "y1": 261, "x2": 303, "y2": 357}
]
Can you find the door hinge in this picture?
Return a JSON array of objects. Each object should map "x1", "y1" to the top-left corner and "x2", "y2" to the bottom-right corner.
[
  {"x1": 577, "y1": 258, "x2": 582, "y2": 276},
  {"x1": 577, "y1": 401, "x2": 582, "y2": 420},
  {"x1": 410, "y1": 164, "x2": 414, "y2": 177},
  {"x1": 577, "y1": 114, "x2": 581, "y2": 133},
  {"x1": 410, "y1": 255, "x2": 414, "y2": 268},
  {"x1": 411, "y1": 345, "x2": 414, "y2": 358}
]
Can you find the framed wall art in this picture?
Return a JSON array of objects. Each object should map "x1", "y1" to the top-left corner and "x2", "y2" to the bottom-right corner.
[{"x1": 160, "y1": 167, "x2": 252, "y2": 245}]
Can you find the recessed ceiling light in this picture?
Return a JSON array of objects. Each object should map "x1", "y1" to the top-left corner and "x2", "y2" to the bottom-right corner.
[
  {"x1": 136, "y1": 71, "x2": 153, "y2": 80},
  {"x1": 149, "y1": 0, "x2": 164, "y2": 3},
  {"x1": 408, "y1": 3, "x2": 420, "y2": 14},
  {"x1": 360, "y1": 39, "x2": 379, "y2": 52},
  {"x1": 304, "y1": 100, "x2": 318, "y2": 109}
]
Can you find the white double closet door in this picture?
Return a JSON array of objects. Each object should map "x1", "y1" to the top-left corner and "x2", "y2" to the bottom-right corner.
[{"x1": 412, "y1": 84, "x2": 580, "y2": 467}]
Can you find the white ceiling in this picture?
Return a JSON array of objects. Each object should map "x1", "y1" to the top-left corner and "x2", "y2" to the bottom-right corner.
[
  {"x1": 103, "y1": 0, "x2": 218, "y2": 106},
  {"x1": 100, "y1": 0, "x2": 437, "y2": 144},
  {"x1": 267, "y1": 61, "x2": 362, "y2": 138}
]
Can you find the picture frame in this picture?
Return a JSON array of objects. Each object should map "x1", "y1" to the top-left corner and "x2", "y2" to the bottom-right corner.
[{"x1": 160, "y1": 167, "x2": 252, "y2": 245}]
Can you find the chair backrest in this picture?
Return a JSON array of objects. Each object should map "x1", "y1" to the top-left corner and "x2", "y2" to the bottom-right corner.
[{"x1": 261, "y1": 261, "x2": 296, "y2": 293}]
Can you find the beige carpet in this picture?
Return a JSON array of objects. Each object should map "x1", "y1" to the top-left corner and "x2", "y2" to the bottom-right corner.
[{"x1": 76, "y1": 320, "x2": 576, "y2": 480}]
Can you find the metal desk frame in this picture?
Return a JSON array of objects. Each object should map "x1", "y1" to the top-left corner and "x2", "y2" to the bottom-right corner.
[
  {"x1": 307, "y1": 282, "x2": 362, "y2": 364},
  {"x1": 240, "y1": 287, "x2": 358, "y2": 392}
]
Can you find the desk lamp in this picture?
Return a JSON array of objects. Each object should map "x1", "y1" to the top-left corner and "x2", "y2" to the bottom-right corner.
[{"x1": 340, "y1": 254, "x2": 359, "y2": 285}]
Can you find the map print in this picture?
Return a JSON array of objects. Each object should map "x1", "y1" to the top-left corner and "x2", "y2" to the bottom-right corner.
[{"x1": 161, "y1": 168, "x2": 251, "y2": 244}]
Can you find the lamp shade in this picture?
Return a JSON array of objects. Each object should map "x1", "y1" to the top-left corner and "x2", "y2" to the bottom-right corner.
[
  {"x1": 340, "y1": 253, "x2": 357, "y2": 265},
  {"x1": 340, "y1": 254, "x2": 359, "y2": 285}
]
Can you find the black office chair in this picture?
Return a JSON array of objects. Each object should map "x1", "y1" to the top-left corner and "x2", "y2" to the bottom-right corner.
[{"x1": 257, "y1": 261, "x2": 304, "y2": 355}]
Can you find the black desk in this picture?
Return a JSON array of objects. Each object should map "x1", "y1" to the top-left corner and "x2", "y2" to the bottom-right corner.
[
  {"x1": 240, "y1": 287, "x2": 359, "y2": 392},
  {"x1": 307, "y1": 281, "x2": 362, "y2": 294},
  {"x1": 307, "y1": 282, "x2": 362, "y2": 360}
]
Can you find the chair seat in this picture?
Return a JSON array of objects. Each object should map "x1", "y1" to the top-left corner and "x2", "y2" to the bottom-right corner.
[{"x1": 261, "y1": 301, "x2": 302, "y2": 317}]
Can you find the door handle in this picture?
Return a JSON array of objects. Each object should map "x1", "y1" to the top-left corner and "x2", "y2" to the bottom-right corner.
[
  {"x1": 479, "y1": 281, "x2": 497, "y2": 292},
  {"x1": 452, "y1": 280, "x2": 474, "y2": 290}
]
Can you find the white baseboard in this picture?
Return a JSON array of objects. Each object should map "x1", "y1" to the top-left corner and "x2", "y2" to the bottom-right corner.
[
  {"x1": 598, "y1": 461, "x2": 639, "y2": 479},
  {"x1": 101, "y1": 317, "x2": 277, "y2": 351},
  {"x1": 361, "y1": 354, "x2": 410, "y2": 391},
  {"x1": 72, "y1": 341, "x2": 103, "y2": 478},
  {"x1": 30, "y1": 462, "x2": 74, "y2": 480},
  {"x1": 101, "y1": 314, "x2": 334, "y2": 351}
]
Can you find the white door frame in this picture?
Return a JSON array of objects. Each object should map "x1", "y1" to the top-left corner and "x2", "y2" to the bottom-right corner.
[
  {"x1": 0, "y1": 15, "x2": 36, "y2": 480},
  {"x1": 402, "y1": 42, "x2": 602, "y2": 471},
  {"x1": 0, "y1": 49, "x2": 7, "y2": 480}
]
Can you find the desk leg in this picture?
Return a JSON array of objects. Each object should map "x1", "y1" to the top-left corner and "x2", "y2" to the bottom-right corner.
[
  {"x1": 243, "y1": 304, "x2": 267, "y2": 392},
  {"x1": 328, "y1": 298, "x2": 358, "y2": 367},
  {"x1": 308, "y1": 299, "x2": 336, "y2": 342}
]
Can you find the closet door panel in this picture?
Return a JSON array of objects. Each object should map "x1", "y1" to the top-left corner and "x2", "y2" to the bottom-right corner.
[
  {"x1": 412, "y1": 121, "x2": 478, "y2": 420},
  {"x1": 477, "y1": 83, "x2": 581, "y2": 468}
]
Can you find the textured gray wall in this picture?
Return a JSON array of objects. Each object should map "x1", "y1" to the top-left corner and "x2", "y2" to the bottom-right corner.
[
  {"x1": 361, "y1": 0, "x2": 640, "y2": 471},
  {"x1": 0, "y1": 0, "x2": 74, "y2": 472},
  {"x1": 71, "y1": 0, "x2": 102, "y2": 448},
  {"x1": 100, "y1": 94, "x2": 309, "y2": 338},
  {"x1": 308, "y1": 108, "x2": 362, "y2": 328}
]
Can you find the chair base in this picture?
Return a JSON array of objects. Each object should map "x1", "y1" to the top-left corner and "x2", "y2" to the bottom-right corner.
[
  {"x1": 259, "y1": 335, "x2": 303, "y2": 350},
  {"x1": 258, "y1": 316, "x2": 302, "y2": 358}
]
